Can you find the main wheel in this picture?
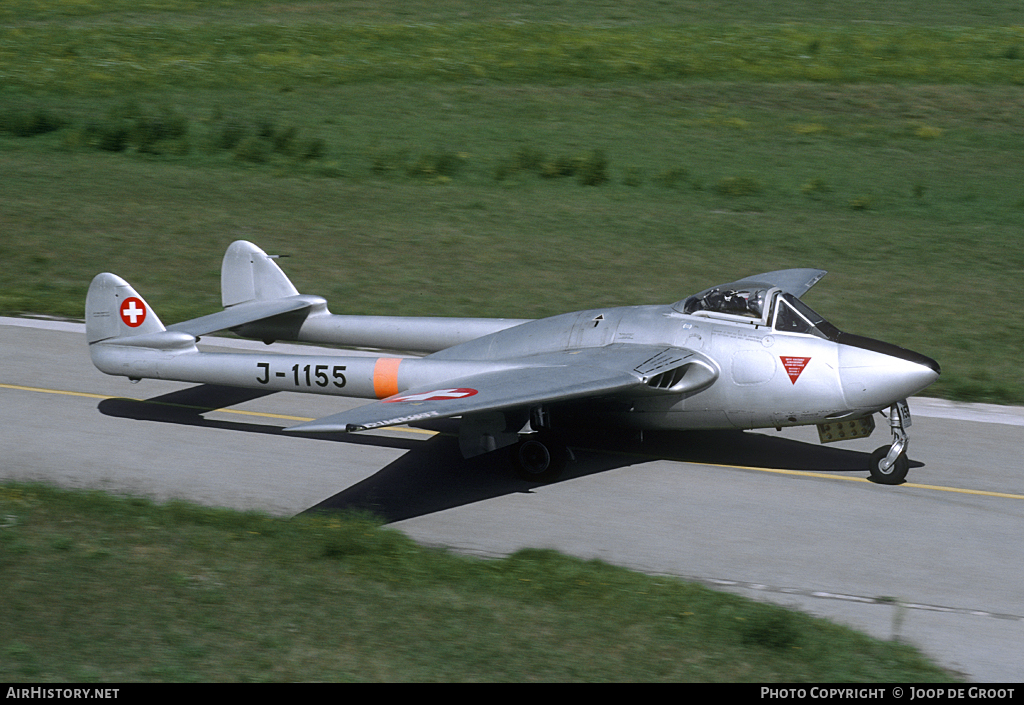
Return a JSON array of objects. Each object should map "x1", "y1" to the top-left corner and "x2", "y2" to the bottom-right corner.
[
  {"x1": 868, "y1": 446, "x2": 909, "y2": 485},
  {"x1": 511, "y1": 436, "x2": 567, "y2": 483}
]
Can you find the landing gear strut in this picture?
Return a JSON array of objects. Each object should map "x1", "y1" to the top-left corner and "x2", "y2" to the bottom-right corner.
[{"x1": 869, "y1": 400, "x2": 911, "y2": 485}]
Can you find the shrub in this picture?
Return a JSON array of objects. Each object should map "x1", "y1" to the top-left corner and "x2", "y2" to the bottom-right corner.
[
  {"x1": 0, "y1": 107, "x2": 65, "y2": 137},
  {"x1": 800, "y1": 178, "x2": 831, "y2": 197},
  {"x1": 541, "y1": 154, "x2": 583, "y2": 178},
  {"x1": 653, "y1": 167, "x2": 689, "y2": 189},
  {"x1": 493, "y1": 159, "x2": 516, "y2": 181},
  {"x1": 715, "y1": 176, "x2": 762, "y2": 197},
  {"x1": 406, "y1": 150, "x2": 463, "y2": 178},
  {"x1": 256, "y1": 120, "x2": 276, "y2": 140},
  {"x1": 577, "y1": 150, "x2": 608, "y2": 186},
  {"x1": 622, "y1": 166, "x2": 643, "y2": 187},
  {"x1": 134, "y1": 109, "x2": 189, "y2": 154},
  {"x1": 513, "y1": 146, "x2": 545, "y2": 172},
  {"x1": 370, "y1": 148, "x2": 410, "y2": 175},
  {"x1": 299, "y1": 137, "x2": 327, "y2": 161},
  {"x1": 213, "y1": 120, "x2": 247, "y2": 151},
  {"x1": 234, "y1": 136, "x2": 270, "y2": 163},
  {"x1": 495, "y1": 146, "x2": 548, "y2": 181},
  {"x1": 272, "y1": 126, "x2": 299, "y2": 155},
  {"x1": 95, "y1": 122, "x2": 132, "y2": 152}
]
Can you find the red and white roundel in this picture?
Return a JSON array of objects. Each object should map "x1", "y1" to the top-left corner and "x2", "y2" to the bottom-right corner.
[
  {"x1": 120, "y1": 297, "x2": 147, "y2": 328},
  {"x1": 384, "y1": 388, "x2": 478, "y2": 403}
]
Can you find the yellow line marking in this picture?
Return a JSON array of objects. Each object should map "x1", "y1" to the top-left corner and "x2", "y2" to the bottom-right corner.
[
  {"x1": 1, "y1": 383, "x2": 111, "y2": 400},
  {"x1": 902, "y1": 483, "x2": 1024, "y2": 500},
  {"x1": 0, "y1": 382, "x2": 436, "y2": 436},
  {"x1": 206, "y1": 407, "x2": 310, "y2": 422},
  {"x1": 570, "y1": 445, "x2": 1024, "y2": 501},
  {"x1": 2, "y1": 383, "x2": 1019, "y2": 495},
  {"x1": 670, "y1": 459, "x2": 1024, "y2": 500},
  {"x1": 706, "y1": 463, "x2": 873, "y2": 483}
]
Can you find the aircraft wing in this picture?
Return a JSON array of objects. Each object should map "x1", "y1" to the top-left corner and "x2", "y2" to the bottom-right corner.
[
  {"x1": 284, "y1": 366, "x2": 640, "y2": 433},
  {"x1": 166, "y1": 295, "x2": 324, "y2": 338},
  {"x1": 284, "y1": 345, "x2": 716, "y2": 434}
]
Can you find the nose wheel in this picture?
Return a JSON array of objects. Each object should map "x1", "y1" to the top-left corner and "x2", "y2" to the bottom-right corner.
[{"x1": 869, "y1": 401, "x2": 911, "y2": 484}]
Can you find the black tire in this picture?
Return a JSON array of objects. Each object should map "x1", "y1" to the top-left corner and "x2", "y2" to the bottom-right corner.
[
  {"x1": 511, "y1": 436, "x2": 567, "y2": 483},
  {"x1": 869, "y1": 446, "x2": 909, "y2": 485}
]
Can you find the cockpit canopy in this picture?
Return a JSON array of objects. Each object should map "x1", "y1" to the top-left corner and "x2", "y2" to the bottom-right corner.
[
  {"x1": 675, "y1": 283, "x2": 841, "y2": 341},
  {"x1": 678, "y1": 285, "x2": 772, "y2": 319}
]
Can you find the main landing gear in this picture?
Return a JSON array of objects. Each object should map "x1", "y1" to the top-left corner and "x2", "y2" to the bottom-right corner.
[
  {"x1": 868, "y1": 400, "x2": 912, "y2": 485},
  {"x1": 508, "y1": 407, "x2": 573, "y2": 483},
  {"x1": 510, "y1": 433, "x2": 571, "y2": 482}
]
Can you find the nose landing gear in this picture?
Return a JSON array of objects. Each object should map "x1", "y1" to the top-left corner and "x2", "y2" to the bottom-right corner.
[{"x1": 869, "y1": 400, "x2": 911, "y2": 484}]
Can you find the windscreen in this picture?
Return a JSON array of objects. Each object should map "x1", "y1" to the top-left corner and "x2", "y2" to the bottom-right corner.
[{"x1": 773, "y1": 293, "x2": 841, "y2": 341}]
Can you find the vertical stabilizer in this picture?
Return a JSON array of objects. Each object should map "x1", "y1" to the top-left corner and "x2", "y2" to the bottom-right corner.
[
  {"x1": 221, "y1": 240, "x2": 300, "y2": 308},
  {"x1": 85, "y1": 273, "x2": 166, "y2": 344}
]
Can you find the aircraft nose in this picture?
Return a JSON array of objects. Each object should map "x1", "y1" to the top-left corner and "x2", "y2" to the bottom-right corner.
[{"x1": 837, "y1": 333, "x2": 940, "y2": 409}]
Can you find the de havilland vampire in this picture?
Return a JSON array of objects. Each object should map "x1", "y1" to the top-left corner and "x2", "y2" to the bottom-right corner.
[{"x1": 86, "y1": 241, "x2": 939, "y2": 484}]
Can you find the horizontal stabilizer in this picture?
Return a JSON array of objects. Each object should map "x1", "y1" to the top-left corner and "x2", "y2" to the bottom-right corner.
[{"x1": 166, "y1": 294, "x2": 325, "y2": 338}]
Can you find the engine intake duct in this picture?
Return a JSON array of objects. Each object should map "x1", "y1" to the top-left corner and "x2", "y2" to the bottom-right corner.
[
  {"x1": 647, "y1": 365, "x2": 689, "y2": 390},
  {"x1": 632, "y1": 348, "x2": 720, "y2": 396}
]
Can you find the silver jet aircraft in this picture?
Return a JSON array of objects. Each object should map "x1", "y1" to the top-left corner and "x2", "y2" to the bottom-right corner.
[{"x1": 86, "y1": 241, "x2": 939, "y2": 484}]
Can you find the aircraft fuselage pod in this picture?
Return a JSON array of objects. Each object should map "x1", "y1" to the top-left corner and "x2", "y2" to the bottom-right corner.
[{"x1": 86, "y1": 241, "x2": 939, "y2": 484}]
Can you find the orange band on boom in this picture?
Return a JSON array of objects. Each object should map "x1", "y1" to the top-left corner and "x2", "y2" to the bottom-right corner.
[{"x1": 373, "y1": 358, "x2": 402, "y2": 399}]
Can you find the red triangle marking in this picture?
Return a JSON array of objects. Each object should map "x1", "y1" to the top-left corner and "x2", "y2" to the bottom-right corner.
[{"x1": 780, "y1": 356, "x2": 811, "y2": 384}]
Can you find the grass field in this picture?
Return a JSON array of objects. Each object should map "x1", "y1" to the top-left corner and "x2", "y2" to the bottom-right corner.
[
  {"x1": 2, "y1": 2, "x2": 1023, "y2": 403},
  {"x1": 0, "y1": 482, "x2": 959, "y2": 682}
]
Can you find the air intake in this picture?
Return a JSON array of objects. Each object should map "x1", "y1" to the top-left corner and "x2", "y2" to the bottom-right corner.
[
  {"x1": 647, "y1": 365, "x2": 688, "y2": 390},
  {"x1": 633, "y1": 347, "x2": 719, "y2": 395}
]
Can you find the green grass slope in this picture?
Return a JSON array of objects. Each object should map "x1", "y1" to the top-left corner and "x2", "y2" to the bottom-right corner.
[{"x1": 0, "y1": 482, "x2": 958, "y2": 682}]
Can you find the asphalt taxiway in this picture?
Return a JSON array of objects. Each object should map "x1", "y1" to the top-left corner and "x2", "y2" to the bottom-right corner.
[{"x1": 2, "y1": 317, "x2": 1022, "y2": 681}]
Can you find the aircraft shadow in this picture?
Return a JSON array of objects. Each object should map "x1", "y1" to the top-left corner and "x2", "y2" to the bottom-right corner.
[
  {"x1": 96, "y1": 384, "x2": 420, "y2": 453},
  {"x1": 99, "y1": 384, "x2": 278, "y2": 420},
  {"x1": 97, "y1": 384, "x2": 921, "y2": 523},
  {"x1": 306, "y1": 427, "x2": 923, "y2": 523},
  {"x1": 303, "y1": 433, "x2": 647, "y2": 522}
]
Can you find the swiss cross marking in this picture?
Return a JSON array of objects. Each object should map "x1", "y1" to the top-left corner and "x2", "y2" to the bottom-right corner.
[
  {"x1": 780, "y1": 356, "x2": 811, "y2": 384},
  {"x1": 384, "y1": 388, "x2": 479, "y2": 403},
  {"x1": 120, "y1": 297, "x2": 147, "y2": 328}
]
